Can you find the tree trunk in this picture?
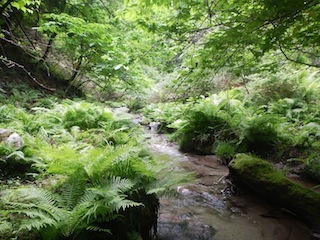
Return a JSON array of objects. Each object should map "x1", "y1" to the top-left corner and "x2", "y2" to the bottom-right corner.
[
  {"x1": 228, "y1": 154, "x2": 320, "y2": 229},
  {"x1": 41, "y1": 32, "x2": 57, "y2": 61},
  {"x1": 69, "y1": 56, "x2": 83, "y2": 82}
]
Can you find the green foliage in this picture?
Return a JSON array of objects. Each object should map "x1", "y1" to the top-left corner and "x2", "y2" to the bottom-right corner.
[
  {"x1": 169, "y1": 96, "x2": 239, "y2": 153},
  {"x1": 0, "y1": 140, "x2": 38, "y2": 178},
  {"x1": 29, "y1": 1, "x2": 173, "y2": 100},
  {"x1": 303, "y1": 154, "x2": 320, "y2": 183},
  {"x1": 213, "y1": 141, "x2": 236, "y2": 164},
  {"x1": 1, "y1": 176, "x2": 141, "y2": 239},
  {"x1": 0, "y1": 90, "x2": 191, "y2": 239},
  {"x1": 141, "y1": 102, "x2": 189, "y2": 131},
  {"x1": 142, "y1": 69, "x2": 320, "y2": 164},
  {"x1": 62, "y1": 102, "x2": 113, "y2": 130},
  {"x1": 0, "y1": 150, "x2": 32, "y2": 177},
  {"x1": 1, "y1": 0, "x2": 41, "y2": 14},
  {"x1": 237, "y1": 114, "x2": 287, "y2": 155},
  {"x1": 126, "y1": 0, "x2": 320, "y2": 99},
  {"x1": 3, "y1": 0, "x2": 320, "y2": 236},
  {"x1": 0, "y1": 82, "x2": 60, "y2": 110},
  {"x1": 248, "y1": 70, "x2": 320, "y2": 105}
]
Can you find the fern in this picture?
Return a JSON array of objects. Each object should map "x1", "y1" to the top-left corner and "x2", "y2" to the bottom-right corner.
[
  {"x1": 60, "y1": 176, "x2": 87, "y2": 210},
  {"x1": 62, "y1": 101, "x2": 113, "y2": 130},
  {"x1": 146, "y1": 170, "x2": 194, "y2": 197},
  {"x1": 1, "y1": 176, "x2": 143, "y2": 239},
  {"x1": 0, "y1": 220, "x2": 12, "y2": 233},
  {"x1": 0, "y1": 97, "x2": 195, "y2": 239},
  {"x1": 173, "y1": 104, "x2": 234, "y2": 154},
  {"x1": 85, "y1": 225, "x2": 111, "y2": 234}
]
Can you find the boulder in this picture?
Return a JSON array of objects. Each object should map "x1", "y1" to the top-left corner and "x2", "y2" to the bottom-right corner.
[
  {"x1": 228, "y1": 154, "x2": 320, "y2": 228},
  {"x1": 149, "y1": 122, "x2": 161, "y2": 133},
  {"x1": 0, "y1": 128, "x2": 24, "y2": 150}
]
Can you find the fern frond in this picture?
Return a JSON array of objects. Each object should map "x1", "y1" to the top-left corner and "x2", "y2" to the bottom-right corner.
[
  {"x1": 0, "y1": 220, "x2": 12, "y2": 233},
  {"x1": 19, "y1": 214, "x2": 57, "y2": 231},
  {"x1": 12, "y1": 205, "x2": 64, "y2": 220},
  {"x1": 74, "y1": 177, "x2": 141, "y2": 225},
  {"x1": 15, "y1": 187, "x2": 59, "y2": 206},
  {"x1": 86, "y1": 225, "x2": 111, "y2": 234},
  {"x1": 108, "y1": 176, "x2": 135, "y2": 192},
  {"x1": 60, "y1": 178, "x2": 87, "y2": 210},
  {"x1": 112, "y1": 198, "x2": 143, "y2": 211},
  {"x1": 147, "y1": 170, "x2": 195, "y2": 197}
]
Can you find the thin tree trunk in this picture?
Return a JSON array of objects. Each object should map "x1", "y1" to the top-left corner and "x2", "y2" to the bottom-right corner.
[
  {"x1": 0, "y1": 0, "x2": 15, "y2": 16},
  {"x1": 69, "y1": 56, "x2": 83, "y2": 81},
  {"x1": 41, "y1": 32, "x2": 57, "y2": 61}
]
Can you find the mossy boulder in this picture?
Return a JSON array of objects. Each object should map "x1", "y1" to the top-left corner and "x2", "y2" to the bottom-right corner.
[{"x1": 228, "y1": 154, "x2": 320, "y2": 228}]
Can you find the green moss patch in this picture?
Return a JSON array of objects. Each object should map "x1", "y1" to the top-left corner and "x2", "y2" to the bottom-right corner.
[{"x1": 229, "y1": 154, "x2": 320, "y2": 227}]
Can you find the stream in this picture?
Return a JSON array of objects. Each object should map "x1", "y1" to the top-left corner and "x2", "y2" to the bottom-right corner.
[{"x1": 145, "y1": 131, "x2": 316, "y2": 240}]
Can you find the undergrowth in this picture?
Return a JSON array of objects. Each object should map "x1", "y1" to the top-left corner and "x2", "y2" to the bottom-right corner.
[
  {"x1": 0, "y1": 93, "x2": 191, "y2": 240},
  {"x1": 141, "y1": 69, "x2": 320, "y2": 171}
]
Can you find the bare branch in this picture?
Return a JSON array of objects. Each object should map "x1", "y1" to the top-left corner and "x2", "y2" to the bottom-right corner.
[
  {"x1": 0, "y1": 56, "x2": 56, "y2": 92},
  {"x1": 279, "y1": 43, "x2": 320, "y2": 68}
]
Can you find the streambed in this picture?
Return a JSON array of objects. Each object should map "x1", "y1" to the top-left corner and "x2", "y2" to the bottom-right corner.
[{"x1": 146, "y1": 132, "x2": 316, "y2": 240}]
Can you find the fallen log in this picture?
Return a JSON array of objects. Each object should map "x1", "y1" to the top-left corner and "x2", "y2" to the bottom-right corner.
[{"x1": 228, "y1": 154, "x2": 320, "y2": 228}]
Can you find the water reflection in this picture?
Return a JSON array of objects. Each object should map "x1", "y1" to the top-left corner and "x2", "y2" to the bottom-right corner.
[{"x1": 146, "y1": 132, "x2": 315, "y2": 240}]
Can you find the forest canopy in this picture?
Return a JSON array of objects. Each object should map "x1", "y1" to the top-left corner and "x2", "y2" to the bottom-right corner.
[
  {"x1": 128, "y1": 0, "x2": 320, "y2": 69},
  {"x1": 1, "y1": 0, "x2": 319, "y2": 97},
  {"x1": 1, "y1": 1, "x2": 320, "y2": 240}
]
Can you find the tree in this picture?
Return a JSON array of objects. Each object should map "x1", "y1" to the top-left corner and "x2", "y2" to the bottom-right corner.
[
  {"x1": 201, "y1": 0, "x2": 320, "y2": 71},
  {"x1": 127, "y1": 0, "x2": 320, "y2": 71},
  {"x1": 123, "y1": 0, "x2": 320, "y2": 99}
]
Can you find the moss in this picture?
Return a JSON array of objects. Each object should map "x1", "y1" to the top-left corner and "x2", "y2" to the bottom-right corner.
[
  {"x1": 303, "y1": 158, "x2": 320, "y2": 183},
  {"x1": 229, "y1": 154, "x2": 320, "y2": 227}
]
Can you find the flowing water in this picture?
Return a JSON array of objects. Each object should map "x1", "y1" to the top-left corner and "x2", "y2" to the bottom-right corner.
[{"x1": 145, "y1": 131, "x2": 317, "y2": 240}]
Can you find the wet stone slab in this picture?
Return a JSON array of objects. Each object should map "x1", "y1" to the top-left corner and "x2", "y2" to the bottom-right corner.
[{"x1": 157, "y1": 221, "x2": 217, "y2": 240}]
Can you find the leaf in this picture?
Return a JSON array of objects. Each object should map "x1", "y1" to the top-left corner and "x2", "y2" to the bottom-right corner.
[
  {"x1": 7, "y1": 151, "x2": 25, "y2": 160},
  {"x1": 114, "y1": 64, "x2": 123, "y2": 70}
]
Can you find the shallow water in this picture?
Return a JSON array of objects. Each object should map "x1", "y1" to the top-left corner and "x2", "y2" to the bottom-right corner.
[{"x1": 146, "y1": 132, "x2": 316, "y2": 240}]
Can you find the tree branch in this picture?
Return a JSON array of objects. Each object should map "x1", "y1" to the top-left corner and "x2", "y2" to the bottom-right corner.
[
  {"x1": 0, "y1": 56, "x2": 56, "y2": 91},
  {"x1": 98, "y1": 0, "x2": 114, "y2": 18},
  {"x1": 0, "y1": 0, "x2": 15, "y2": 16},
  {"x1": 12, "y1": 11, "x2": 37, "y2": 51},
  {"x1": 279, "y1": 43, "x2": 320, "y2": 68},
  {"x1": 40, "y1": 32, "x2": 57, "y2": 61}
]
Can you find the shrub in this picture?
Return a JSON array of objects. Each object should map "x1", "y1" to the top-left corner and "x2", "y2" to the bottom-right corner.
[
  {"x1": 213, "y1": 141, "x2": 236, "y2": 164},
  {"x1": 174, "y1": 109, "x2": 234, "y2": 154},
  {"x1": 62, "y1": 103, "x2": 113, "y2": 130},
  {"x1": 237, "y1": 114, "x2": 289, "y2": 156},
  {"x1": 141, "y1": 102, "x2": 188, "y2": 132},
  {"x1": 0, "y1": 143, "x2": 38, "y2": 178}
]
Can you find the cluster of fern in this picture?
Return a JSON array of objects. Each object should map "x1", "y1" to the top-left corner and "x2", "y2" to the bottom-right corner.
[
  {"x1": 0, "y1": 95, "x2": 188, "y2": 240},
  {"x1": 142, "y1": 69, "x2": 320, "y2": 175}
]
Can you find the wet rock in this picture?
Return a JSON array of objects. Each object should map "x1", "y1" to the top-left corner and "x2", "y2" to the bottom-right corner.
[
  {"x1": 228, "y1": 154, "x2": 320, "y2": 228},
  {"x1": 313, "y1": 231, "x2": 320, "y2": 239},
  {"x1": 177, "y1": 186, "x2": 192, "y2": 195},
  {"x1": 0, "y1": 128, "x2": 13, "y2": 140},
  {"x1": 157, "y1": 221, "x2": 217, "y2": 240},
  {"x1": 0, "y1": 128, "x2": 24, "y2": 150},
  {"x1": 149, "y1": 122, "x2": 161, "y2": 132},
  {"x1": 113, "y1": 106, "x2": 130, "y2": 117}
]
